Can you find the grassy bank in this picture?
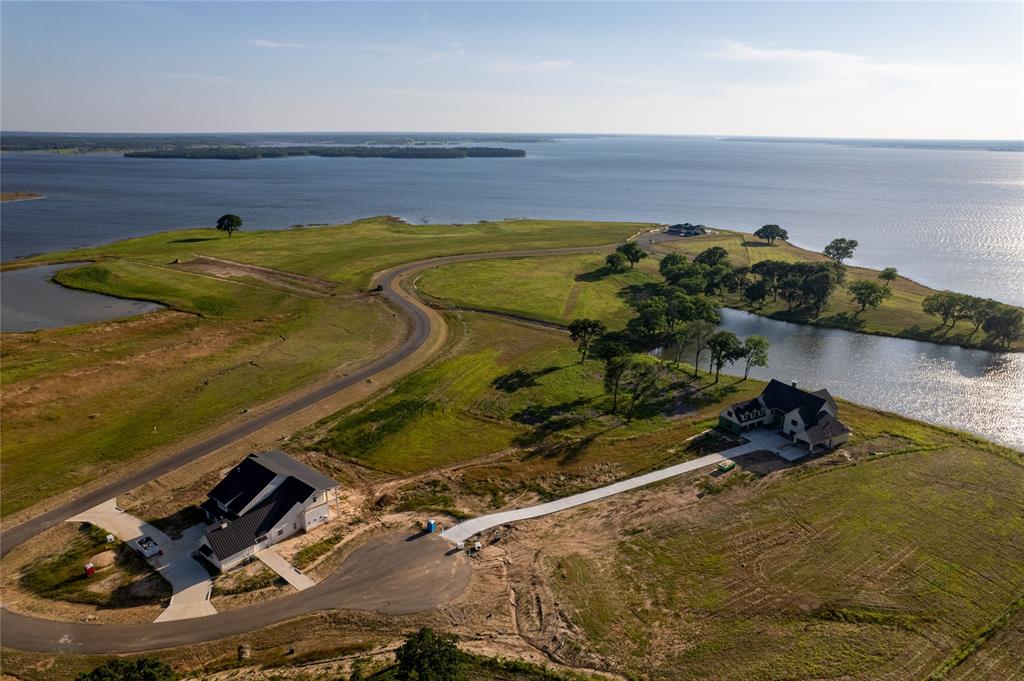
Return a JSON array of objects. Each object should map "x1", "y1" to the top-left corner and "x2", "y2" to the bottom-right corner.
[
  {"x1": 10, "y1": 216, "x2": 649, "y2": 292},
  {"x1": 662, "y1": 230, "x2": 1024, "y2": 351},
  {"x1": 418, "y1": 229, "x2": 1022, "y2": 351}
]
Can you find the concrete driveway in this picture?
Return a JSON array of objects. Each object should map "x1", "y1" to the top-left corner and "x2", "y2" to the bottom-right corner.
[
  {"x1": 441, "y1": 429, "x2": 793, "y2": 544},
  {"x1": 68, "y1": 499, "x2": 216, "y2": 622}
]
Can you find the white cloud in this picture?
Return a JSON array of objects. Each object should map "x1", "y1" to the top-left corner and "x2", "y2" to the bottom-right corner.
[
  {"x1": 248, "y1": 39, "x2": 304, "y2": 49},
  {"x1": 488, "y1": 59, "x2": 574, "y2": 74}
]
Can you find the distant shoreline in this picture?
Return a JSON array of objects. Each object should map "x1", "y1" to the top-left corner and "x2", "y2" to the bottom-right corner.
[{"x1": 0, "y1": 192, "x2": 44, "y2": 203}]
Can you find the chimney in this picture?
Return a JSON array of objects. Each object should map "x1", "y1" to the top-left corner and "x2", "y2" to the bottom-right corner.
[
  {"x1": 791, "y1": 380, "x2": 798, "y2": 388},
  {"x1": 220, "y1": 521, "x2": 228, "y2": 529}
]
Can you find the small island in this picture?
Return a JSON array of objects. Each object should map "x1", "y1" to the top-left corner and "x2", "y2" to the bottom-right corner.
[
  {"x1": 124, "y1": 145, "x2": 526, "y2": 160},
  {"x1": 0, "y1": 191, "x2": 44, "y2": 203}
]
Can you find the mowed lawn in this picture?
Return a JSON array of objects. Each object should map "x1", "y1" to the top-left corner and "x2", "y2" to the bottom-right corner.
[
  {"x1": 662, "y1": 230, "x2": 1024, "y2": 350},
  {"x1": 0, "y1": 261, "x2": 397, "y2": 517},
  {"x1": 549, "y1": 434, "x2": 1024, "y2": 680},
  {"x1": 16, "y1": 217, "x2": 650, "y2": 293},
  {"x1": 417, "y1": 254, "x2": 660, "y2": 328}
]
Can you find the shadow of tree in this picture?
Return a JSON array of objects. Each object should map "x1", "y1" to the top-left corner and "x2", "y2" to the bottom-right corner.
[
  {"x1": 491, "y1": 366, "x2": 562, "y2": 393},
  {"x1": 618, "y1": 282, "x2": 664, "y2": 309},
  {"x1": 575, "y1": 266, "x2": 619, "y2": 282},
  {"x1": 817, "y1": 311, "x2": 867, "y2": 331},
  {"x1": 169, "y1": 237, "x2": 218, "y2": 244},
  {"x1": 740, "y1": 240, "x2": 774, "y2": 248},
  {"x1": 512, "y1": 398, "x2": 592, "y2": 446}
]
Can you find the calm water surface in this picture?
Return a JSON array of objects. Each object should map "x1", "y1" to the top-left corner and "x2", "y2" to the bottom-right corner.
[
  {"x1": 2, "y1": 137, "x2": 1021, "y2": 449},
  {"x1": 0, "y1": 263, "x2": 163, "y2": 332},
  {"x1": 3, "y1": 137, "x2": 1022, "y2": 304},
  {"x1": 662, "y1": 308, "x2": 1024, "y2": 451}
]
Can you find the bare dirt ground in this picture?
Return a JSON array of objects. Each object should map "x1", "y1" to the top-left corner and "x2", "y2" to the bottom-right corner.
[{"x1": 175, "y1": 256, "x2": 339, "y2": 298}]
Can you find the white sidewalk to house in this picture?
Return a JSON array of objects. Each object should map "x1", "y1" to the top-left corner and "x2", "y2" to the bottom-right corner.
[
  {"x1": 440, "y1": 430, "x2": 794, "y2": 545},
  {"x1": 67, "y1": 499, "x2": 216, "y2": 622},
  {"x1": 257, "y1": 547, "x2": 315, "y2": 591}
]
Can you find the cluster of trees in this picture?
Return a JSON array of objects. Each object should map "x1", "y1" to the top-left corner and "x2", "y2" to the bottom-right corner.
[
  {"x1": 922, "y1": 291, "x2": 1024, "y2": 347},
  {"x1": 125, "y1": 146, "x2": 526, "y2": 160},
  {"x1": 566, "y1": 243, "x2": 776, "y2": 420},
  {"x1": 742, "y1": 259, "x2": 845, "y2": 315}
]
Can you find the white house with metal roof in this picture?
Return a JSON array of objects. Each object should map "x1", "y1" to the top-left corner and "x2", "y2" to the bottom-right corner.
[{"x1": 195, "y1": 450, "x2": 340, "y2": 572}]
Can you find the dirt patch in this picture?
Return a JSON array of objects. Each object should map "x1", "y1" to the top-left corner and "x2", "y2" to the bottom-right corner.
[
  {"x1": 89, "y1": 550, "x2": 116, "y2": 569},
  {"x1": 177, "y1": 256, "x2": 339, "y2": 298}
]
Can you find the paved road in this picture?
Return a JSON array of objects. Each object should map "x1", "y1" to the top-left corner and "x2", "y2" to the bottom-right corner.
[
  {"x1": 0, "y1": 241, "x2": 622, "y2": 652},
  {"x1": 441, "y1": 430, "x2": 792, "y2": 544},
  {"x1": 0, "y1": 533, "x2": 468, "y2": 654}
]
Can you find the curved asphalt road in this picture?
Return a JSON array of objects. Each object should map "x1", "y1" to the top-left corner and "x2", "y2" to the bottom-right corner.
[{"x1": 0, "y1": 241, "x2": 625, "y2": 653}]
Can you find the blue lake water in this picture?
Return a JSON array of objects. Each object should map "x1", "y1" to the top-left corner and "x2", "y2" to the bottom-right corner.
[
  {"x1": 0, "y1": 263, "x2": 163, "y2": 332},
  {"x1": 3, "y1": 136, "x2": 1022, "y2": 305},
  {"x1": 2, "y1": 136, "x2": 1022, "y2": 450},
  {"x1": 660, "y1": 308, "x2": 1024, "y2": 451}
]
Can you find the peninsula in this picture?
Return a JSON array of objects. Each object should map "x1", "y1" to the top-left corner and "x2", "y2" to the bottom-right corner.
[
  {"x1": 1, "y1": 216, "x2": 1021, "y2": 681},
  {"x1": 124, "y1": 145, "x2": 527, "y2": 160}
]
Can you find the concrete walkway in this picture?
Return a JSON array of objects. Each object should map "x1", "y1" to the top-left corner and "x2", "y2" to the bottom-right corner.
[
  {"x1": 257, "y1": 548, "x2": 315, "y2": 591},
  {"x1": 67, "y1": 499, "x2": 216, "y2": 622},
  {"x1": 440, "y1": 430, "x2": 793, "y2": 544}
]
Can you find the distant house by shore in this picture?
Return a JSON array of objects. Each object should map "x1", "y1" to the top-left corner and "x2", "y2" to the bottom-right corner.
[
  {"x1": 720, "y1": 379, "x2": 850, "y2": 453},
  {"x1": 196, "y1": 450, "x2": 340, "y2": 572},
  {"x1": 666, "y1": 222, "x2": 708, "y2": 236}
]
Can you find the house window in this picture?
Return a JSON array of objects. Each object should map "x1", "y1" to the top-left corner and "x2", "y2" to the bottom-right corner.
[
  {"x1": 277, "y1": 528, "x2": 284, "y2": 536},
  {"x1": 790, "y1": 419, "x2": 798, "y2": 427},
  {"x1": 293, "y1": 523, "x2": 297, "y2": 530}
]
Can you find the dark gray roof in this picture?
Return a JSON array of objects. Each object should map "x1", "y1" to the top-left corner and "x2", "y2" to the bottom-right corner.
[
  {"x1": 761, "y1": 379, "x2": 830, "y2": 427},
  {"x1": 727, "y1": 398, "x2": 764, "y2": 423},
  {"x1": 803, "y1": 413, "x2": 850, "y2": 445},
  {"x1": 207, "y1": 457, "x2": 278, "y2": 515},
  {"x1": 249, "y1": 450, "x2": 338, "y2": 491},
  {"x1": 204, "y1": 477, "x2": 314, "y2": 561}
]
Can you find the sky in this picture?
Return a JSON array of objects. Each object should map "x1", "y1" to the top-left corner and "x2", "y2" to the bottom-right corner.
[{"x1": 1, "y1": 1, "x2": 1021, "y2": 139}]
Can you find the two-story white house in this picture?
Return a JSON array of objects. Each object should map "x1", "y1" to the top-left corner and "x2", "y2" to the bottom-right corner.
[
  {"x1": 195, "y1": 450, "x2": 340, "y2": 572},
  {"x1": 719, "y1": 379, "x2": 850, "y2": 452}
]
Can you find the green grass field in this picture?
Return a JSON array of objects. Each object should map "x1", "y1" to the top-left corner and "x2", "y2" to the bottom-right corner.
[
  {"x1": 1, "y1": 218, "x2": 647, "y2": 517},
  {"x1": 549, "y1": 433, "x2": 1024, "y2": 680},
  {"x1": 14, "y1": 217, "x2": 649, "y2": 292},
  {"x1": 307, "y1": 311, "x2": 749, "y2": 482},
  {"x1": 417, "y1": 228, "x2": 1022, "y2": 350},
  {"x1": 418, "y1": 253, "x2": 659, "y2": 328},
  {"x1": 0, "y1": 263, "x2": 396, "y2": 517}
]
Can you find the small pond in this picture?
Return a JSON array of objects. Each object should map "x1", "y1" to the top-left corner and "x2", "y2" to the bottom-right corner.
[
  {"x1": 659, "y1": 308, "x2": 1024, "y2": 452},
  {"x1": 1, "y1": 263, "x2": 163, "y2": 332}
]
